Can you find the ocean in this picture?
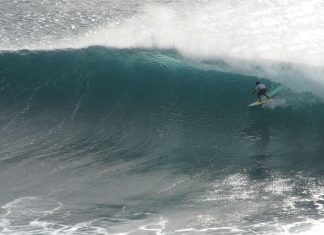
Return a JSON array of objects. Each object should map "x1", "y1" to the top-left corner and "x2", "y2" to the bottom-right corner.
[{"x1": 1, "y1": 0, "x2": 324, "y2": 234}]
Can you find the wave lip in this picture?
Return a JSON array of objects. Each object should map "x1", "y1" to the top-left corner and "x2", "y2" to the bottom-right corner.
[{"x1": 3, "y1": 0, "x2": 324, "y2": 68}]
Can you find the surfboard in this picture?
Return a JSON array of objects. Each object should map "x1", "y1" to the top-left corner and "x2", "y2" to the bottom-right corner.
[{"x1": 248, "y1": 98, "x2": 272, "y2": 107}]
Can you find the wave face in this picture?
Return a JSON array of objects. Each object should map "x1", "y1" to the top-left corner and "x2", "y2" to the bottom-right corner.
[{"x1": 1, "y1": 48, "x2": 324, "y2": 234}]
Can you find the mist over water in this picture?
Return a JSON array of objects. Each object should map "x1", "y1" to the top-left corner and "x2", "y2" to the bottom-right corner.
[
  {"x1": 1, "y1": 0, "x2": 324, "y2": 234},
  {"x1": 2, "y1": 0, "x2": 324, "y2": 64}
]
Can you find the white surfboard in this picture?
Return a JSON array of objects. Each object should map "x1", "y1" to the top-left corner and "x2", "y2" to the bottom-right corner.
[{"x1": 248, "y1": 98, "x2": 272, "y2": 107}]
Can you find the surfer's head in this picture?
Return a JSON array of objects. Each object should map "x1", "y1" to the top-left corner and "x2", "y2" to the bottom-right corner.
[{"x1": 256, "y1": 81, "x2": 260, "y2": 85}]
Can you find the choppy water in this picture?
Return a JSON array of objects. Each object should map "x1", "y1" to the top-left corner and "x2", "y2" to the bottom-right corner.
[{"x1": 1, "y1": 1, "x2": 324, "y2": 234}]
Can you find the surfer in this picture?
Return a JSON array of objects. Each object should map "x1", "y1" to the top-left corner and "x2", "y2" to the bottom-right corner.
[{"x1": 252, "y1": 81, "x2": 269, "y2": 102}]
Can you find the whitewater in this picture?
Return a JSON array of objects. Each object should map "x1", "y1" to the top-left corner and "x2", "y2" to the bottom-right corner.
[{"x1": 1, "y1": 0, "x2": 324, "y2": 234}]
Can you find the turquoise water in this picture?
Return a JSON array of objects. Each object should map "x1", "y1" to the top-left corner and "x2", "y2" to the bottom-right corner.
[{"x1": 1, "y1": 1, "x2": 324, "y2": 234}]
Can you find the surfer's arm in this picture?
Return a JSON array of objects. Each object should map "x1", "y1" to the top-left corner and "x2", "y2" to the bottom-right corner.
[{"x1": 251, "y1": 89, "x2": 256, "y2": 96}]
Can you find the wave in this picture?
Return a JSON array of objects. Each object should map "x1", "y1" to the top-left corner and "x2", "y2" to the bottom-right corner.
[
  {"x1": 0, "y1": 47, "x2": 323, "y2": 162},
  {"x1": 1, "y1": 47, "x2": 324, "y2": 235},
  {"x1": 2, "y1": 1, "x2": 324, "y2": 234}
]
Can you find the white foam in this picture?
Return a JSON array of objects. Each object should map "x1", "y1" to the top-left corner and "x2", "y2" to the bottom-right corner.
[
  {"x1": 4, "y1": 1, "x2": 324, "y2": 65},
  {"x1": 66, "y1": 1, "x2": 324, "y2": 66},
  {"x1": 281, "y1": 218, "x2": 324, "y2": 235},
  {"x1": 264, "y1": 98, "x2": 289, "y2": 109}
]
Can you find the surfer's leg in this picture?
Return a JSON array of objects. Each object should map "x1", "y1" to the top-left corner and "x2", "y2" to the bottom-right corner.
[
  {"x1": 260, "y1": 89, "x2": 269, "y2": 99},
  {"x1": 263, "y1": 91, "x2": 269, "y2": 99},
  {"x1": 257, "y1": 94, "x2": 262, "y2": 102},
  {"x1": 257, "y1": 91, "x2": 263, "y2": 101}
]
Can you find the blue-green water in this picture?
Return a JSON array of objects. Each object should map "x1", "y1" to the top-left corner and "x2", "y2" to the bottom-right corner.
[{"x1": 1, "y1": 1, "x2": 324, "y2": 234}]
